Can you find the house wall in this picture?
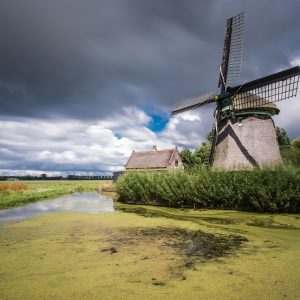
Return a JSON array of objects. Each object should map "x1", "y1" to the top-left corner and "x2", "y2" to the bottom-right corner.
[{"x1": 168, "y1": 150, "x2": 184, "y2": 170}]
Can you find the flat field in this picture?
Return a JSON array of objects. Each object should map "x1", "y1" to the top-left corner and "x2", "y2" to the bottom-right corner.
[
  {"x1": 0, "y1": 180, "x2": 111, "y2": 209},
  {"x1": 0, "y1": 199, "x2": 299, "y2": 299}
]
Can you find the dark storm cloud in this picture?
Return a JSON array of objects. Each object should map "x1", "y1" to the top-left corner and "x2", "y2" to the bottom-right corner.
[{"x1": 0, "y1": 0, "x2": 299, "y2": 121}]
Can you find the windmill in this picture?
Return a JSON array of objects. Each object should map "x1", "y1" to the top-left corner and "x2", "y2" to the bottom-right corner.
[{"x1": 171, "y1": 12, "x2": 300, "y2": 170}]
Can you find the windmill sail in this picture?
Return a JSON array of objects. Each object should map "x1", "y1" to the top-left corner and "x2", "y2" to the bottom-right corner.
[
  {"x1": 218, "y1": 12, "x2": 244, "y2": 91},
  {"x1": 231, "y1": 66, "x2": 300, "y2": 110},
  {"x1": 227, "y1": 13, "x2": 244, "y2": 86},
  {"x1": 171, "y1": 91, "x2": 218, "y2": 115},
  {"x1": 169, "y1": 11, "x2": 299, "y2": 169}
]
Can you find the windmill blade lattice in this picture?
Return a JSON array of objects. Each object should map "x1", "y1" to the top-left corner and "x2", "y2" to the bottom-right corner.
[
  {"x1": 232, "y1": 66, "x2": 300, "y2": 110},
  {"x1": 218, "y1": 12, "x2": 244, "y2": 90},
  {"x1": 227, "y1": 12, "x2": 244, "y2": 86},
  {"x1": 171, "y1": 91, "x2": 218, "y2": 115}
]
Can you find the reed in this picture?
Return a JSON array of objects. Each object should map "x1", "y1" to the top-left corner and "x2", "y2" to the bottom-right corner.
[{"x1": 116, "y1": 166, "x2": 300, "y2": 213}]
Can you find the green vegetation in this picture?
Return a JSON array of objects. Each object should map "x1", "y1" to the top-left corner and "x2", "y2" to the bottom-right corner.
[
  {"x1": 0, "y1": 205, "x2": 299, "y2": 299},
  {"x1": 281, "y1": 136, "x2": 300, "y2": 166},
  {"x1": 166, "y1": 127, "x2": 300, "y2": 213},
  {"x1": 274, "y1": 127, "x2": 300, "y2": 166},
  {"x1": 276, "y1": 127, "x2": 291, "y2": 149},
  {"x1": 180, "y1": 130, "x2": 213, "y2": 167},
  {"x1": 180, "y1": 144, "x2": 211, "y2": 167},
  {"x1": 116, "y1": 166, "x2": 300, "y2": 213},
  {"x1": 0, "y1": 180, "x2": 110, "y2": 209}
]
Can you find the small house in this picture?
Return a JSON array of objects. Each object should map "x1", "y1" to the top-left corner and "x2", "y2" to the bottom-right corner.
[{"x1": 125, "y1": 146, "x2": 184, "y2": 172}]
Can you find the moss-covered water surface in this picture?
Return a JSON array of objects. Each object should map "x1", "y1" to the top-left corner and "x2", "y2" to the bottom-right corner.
[{"x1": 0, "y1": 200, "x2": 299, "y2": 299}]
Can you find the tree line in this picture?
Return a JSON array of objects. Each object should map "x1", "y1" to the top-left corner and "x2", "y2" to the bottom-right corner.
[{"x1": 0, "y1": 175, "x2": 113, "y2": 181}]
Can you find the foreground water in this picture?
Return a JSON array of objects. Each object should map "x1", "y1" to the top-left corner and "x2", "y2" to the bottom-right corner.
[
  {"x1": 0, "y1": 192, "x2": 114, "y2": 224},
  {"x1": 0, "y1": 195, "x2": 299, "y2": 299}
]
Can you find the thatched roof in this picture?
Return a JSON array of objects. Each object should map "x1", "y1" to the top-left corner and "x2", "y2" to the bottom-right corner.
[
  {"x1": 125, "y1": 148, "x2": 178, "y2": 170},
  {"x1": 233, "y1": 92, "x2": 280, "y2": 114}
]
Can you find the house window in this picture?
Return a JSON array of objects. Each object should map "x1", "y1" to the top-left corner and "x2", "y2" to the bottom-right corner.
[{"x1": 175, "y1": 160, "x2": 179, "y2": 168}]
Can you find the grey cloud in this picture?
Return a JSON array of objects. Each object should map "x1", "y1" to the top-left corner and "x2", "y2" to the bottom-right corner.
[
  {"x1": 0, "y1": 0, "x2": 299, "y2": 120},
  {"x1": 275, "y1": 93, "x2": 300, "y2": 139},
  {"x1": 0, "y1": 0, "x2": 300, "y2": 176}
]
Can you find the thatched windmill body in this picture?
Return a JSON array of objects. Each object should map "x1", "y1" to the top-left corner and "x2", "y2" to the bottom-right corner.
[{"x1": 171, "y1": 12, "x2": 300, "y2": 170}]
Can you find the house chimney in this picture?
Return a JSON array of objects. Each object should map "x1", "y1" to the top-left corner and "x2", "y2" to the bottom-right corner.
[{"x1": 153, "y1": 145, "x2": 157, "y2": 150}]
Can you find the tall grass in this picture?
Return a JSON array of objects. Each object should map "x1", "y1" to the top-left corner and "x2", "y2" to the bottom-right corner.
[
  {"x1": 0, "y1": 183, "x2": 28, "y2": 193},
  {"x1": 115, "y1": 166, "x2": 300, "y2": 213}
]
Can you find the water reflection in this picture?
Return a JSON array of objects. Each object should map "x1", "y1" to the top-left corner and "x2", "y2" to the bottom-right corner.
[{"x1": 0, "y1": 192, "x2": 114, "y2": 224}]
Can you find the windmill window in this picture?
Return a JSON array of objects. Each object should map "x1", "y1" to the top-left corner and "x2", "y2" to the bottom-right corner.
[
  {"x1": 175, "y1": 160, "x2": 179, "y2": 167},
  {"x1": 238, "y1": 117, "x2": 243, "y2": 127}
]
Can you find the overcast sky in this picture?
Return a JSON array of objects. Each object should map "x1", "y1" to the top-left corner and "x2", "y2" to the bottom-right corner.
[{"x1": 0, "y1": 0, "x2": 300, "y2": 176}]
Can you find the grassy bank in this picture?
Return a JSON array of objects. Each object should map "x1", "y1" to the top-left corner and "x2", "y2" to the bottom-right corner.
[
  {"x1": 0, "y1": 180, "x2": 111, "y2": 209},
  {"x1": 116, "y1": 166, "x2": 300, "y2": 213},
  {"x1": 0, "y1": 205, "x2": 299, "y2": 299}
]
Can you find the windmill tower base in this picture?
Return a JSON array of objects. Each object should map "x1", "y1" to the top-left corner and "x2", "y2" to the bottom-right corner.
[{"x1": 212, "y1": 115, "x2": 282, "y2": 170}]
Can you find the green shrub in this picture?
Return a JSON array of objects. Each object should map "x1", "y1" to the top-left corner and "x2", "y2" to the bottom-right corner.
[{"x1": 115, "y1": 166, "x2": 300, "y2": 213}]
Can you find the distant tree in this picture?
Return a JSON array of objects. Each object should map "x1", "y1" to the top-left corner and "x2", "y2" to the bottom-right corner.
[
  {"x1": 180, "y1": 148, "x2": 195, "y2": 167},
  {"x1": 291, "y1": 137, "x2": 300, "y2": 149},
  {"x1": 276, "y1": 127, "x2": 291, "y2": 149},
  {"x1": 194, "y1": 143, "x2": 211, "y2": 164},
  {"x1": 193, "y1": 129, "x2": 215, "y2": 164},
  {"x1": 282, "y1": 136, "x2": 300, "y2": 166},
  {"x1": 180, "y1": 129, "x2": 215, "y2": 167}
]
